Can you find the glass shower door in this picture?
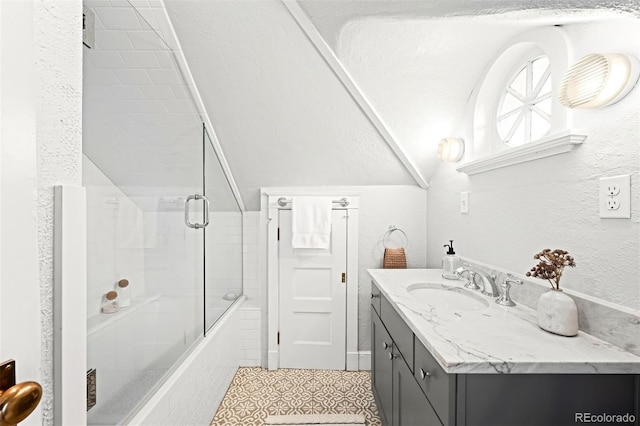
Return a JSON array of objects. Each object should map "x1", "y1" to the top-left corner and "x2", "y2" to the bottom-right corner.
[
  {"x1": 204, "y1": 127, "x2": 243, "y2": 332},
  {"x1": 83, "y1": 1, "x2": 206, "y2": 423}
]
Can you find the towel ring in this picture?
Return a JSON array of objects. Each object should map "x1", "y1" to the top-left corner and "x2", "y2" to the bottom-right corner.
[{"x1": 383, "y1": 225, "x2": 407, "y2": 249}]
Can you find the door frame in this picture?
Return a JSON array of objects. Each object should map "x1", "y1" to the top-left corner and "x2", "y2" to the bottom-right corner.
[{"x1": 264, "y1": 188, "x2": 359, "y2": 371}]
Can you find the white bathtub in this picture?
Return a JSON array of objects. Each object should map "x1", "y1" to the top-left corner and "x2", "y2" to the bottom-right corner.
[{"x1": 87, "y1": 294, "x2": 242, "y2": 425}]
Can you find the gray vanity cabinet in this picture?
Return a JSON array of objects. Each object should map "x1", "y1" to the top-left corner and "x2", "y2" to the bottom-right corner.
[
  {"x1": 371, "y1": 281, "x2": 640, "y2": 426},
  {"x1": 392, "y1": 346, "x2": 442, "y2": 426},
  {"x1": 414, "y1": 337, "x2": 455, "y2": 424},
  {"x1": 372, "y1": 285, "x2": 442, "y2": 426},
  {"x1": 371, "y1": 310, "x2": 393, "y2": 425}
]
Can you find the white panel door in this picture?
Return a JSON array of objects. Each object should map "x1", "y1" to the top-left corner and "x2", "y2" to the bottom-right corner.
[{"x1": 278, "y1": 209, "x2": 347, "y2": 370}]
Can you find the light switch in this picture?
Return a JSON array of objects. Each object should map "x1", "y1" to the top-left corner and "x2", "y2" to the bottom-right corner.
[{"x1": 460, "y1": 191, "x2": 469, "y2": 214}]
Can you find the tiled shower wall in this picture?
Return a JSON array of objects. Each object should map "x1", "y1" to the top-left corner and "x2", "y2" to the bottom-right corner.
[
  {"x1": 84, "y1": 155, "x2": 147, "y2": 317},
  {"x1": 240, "y1": 212, "x2": 262, "y2": 366}
]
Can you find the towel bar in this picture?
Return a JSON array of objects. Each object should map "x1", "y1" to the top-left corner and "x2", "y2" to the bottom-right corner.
[{"x1": 277, "y1": 197, "x2": 349, "y2": 207}]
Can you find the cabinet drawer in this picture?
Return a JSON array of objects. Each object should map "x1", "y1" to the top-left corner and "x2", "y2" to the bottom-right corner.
[
  {"x1": 380, "y1": 295, "x2": 414, "y2": 372},
  {"x1": 371, "y1": 281, "x2": 382, "y2": 316},
  {"x1": 414, "y1": 337, "x2": 456, "y2": 425}
]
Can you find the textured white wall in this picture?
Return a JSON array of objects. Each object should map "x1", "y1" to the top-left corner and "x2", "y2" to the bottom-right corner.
[
  {"x1": 336, "y1": 18, "x2": 539, "y2": 187},
  {"x1": 34, "y1": 2, "x2": 83, "y2": 424},
  {"x1": 356, "y1": 186, "x2": 428, "y2": 352},
  {"x1": 427, "y1": 18, "x2": 640, "y2": 310},
  {"x1": 257, "y1": 185, "x2": 427, "y2": 360},
  {"x1": 163, "y1": 0, "x2": 417, "y2": 210}
]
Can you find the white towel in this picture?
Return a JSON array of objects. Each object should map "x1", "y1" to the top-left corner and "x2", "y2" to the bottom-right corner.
[{"x1": 291, "y1": 196, "x2": 332, "y2": 249}]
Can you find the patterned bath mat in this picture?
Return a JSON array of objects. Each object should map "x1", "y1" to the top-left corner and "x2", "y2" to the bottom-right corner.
[{"x1": 265, "y1": 413, "x2": 366, "y2": 425}]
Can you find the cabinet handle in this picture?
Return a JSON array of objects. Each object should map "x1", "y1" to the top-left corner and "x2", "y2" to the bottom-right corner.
[
  {"x1": 388, "y1": 352, "x2": 397, "y2": 360},
  {"x1": 419, "y1": 368, "x2": 431, "y2": 380},
  {"x1": 382, "y1": 342, "x2": 390, "y2": 350},
  {"x1": 371, "y1": 293, "x2": 380, "y2": 299}
]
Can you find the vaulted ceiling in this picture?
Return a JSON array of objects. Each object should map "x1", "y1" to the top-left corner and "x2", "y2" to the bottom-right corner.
[
  {"x1": 83, "y1": 0, "x2": 639, "y2": 211},
  {"x1": 163, "y1": 0, "x2": 638, "y2": 210}
]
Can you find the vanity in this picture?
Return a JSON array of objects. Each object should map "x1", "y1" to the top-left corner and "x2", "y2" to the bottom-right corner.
[{"x1": 368, "y1": 269, "x2": 640, "y2": 426}]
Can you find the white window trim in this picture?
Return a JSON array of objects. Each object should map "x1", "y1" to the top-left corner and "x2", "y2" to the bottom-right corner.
[
  {"x1": 457, "y1": 129, "x2": 587, "y2": 175},
  {"x1": 461, "y1": 27, "x2": 583, "y2": 174}
]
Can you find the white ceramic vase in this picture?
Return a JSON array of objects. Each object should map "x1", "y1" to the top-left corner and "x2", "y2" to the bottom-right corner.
[{"x1": 536, "y1": 289, "x2": 579, "y2": 337}]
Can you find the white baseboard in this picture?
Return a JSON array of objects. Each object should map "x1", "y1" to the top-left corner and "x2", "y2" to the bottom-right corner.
[
  {"x1": 267, "y1": 350, "x2": 371, "y2": 371},
  {"x1": 358, "y1": 351, "x2": 371, "y2": 371},
  {"x1": 268, "y1": 350, "x2": 279, "y2": 370}
]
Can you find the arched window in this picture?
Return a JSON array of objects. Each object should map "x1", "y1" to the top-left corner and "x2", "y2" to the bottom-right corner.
[
  {"x1": 459, "y1": 28, "x2": 586, "y2": 175},
  {"x1": 497, "y1": 54, "x2": 552, "y2": 146}
]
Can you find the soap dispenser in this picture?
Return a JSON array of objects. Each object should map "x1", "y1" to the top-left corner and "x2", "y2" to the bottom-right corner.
[{"x1": 442, "y1": 240, "x2": 460, "y2": 279}]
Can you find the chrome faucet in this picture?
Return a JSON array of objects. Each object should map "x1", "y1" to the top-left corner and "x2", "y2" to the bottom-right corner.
[
  {"x1": 495, "y1": 274, "x2": 523, "y2": 307},
  {"x1": 455, "y1": 266, "x2": 499, "y2": 297},
  {"x1": 454, "y1": 266, "x2": 480, "y2": 290}
]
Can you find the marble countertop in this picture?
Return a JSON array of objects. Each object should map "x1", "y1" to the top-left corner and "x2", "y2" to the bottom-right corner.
[{"x1": 368, "y1": 268, "x2": 640, "y2": 374}]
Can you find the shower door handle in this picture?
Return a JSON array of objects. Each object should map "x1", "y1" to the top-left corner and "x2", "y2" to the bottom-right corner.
[{"x1": 184, "y1": 194, "x2": 210, "y2": 229}]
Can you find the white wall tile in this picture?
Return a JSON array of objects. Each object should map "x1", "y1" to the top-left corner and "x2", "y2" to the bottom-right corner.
[
  {"x1": 96, "y1": 8, "x2": 143, "y2": 30},
  {"x1": 84, "y1": 85, "x2": 114, "y2": 100},
  {"x1": 135, "y1": 100, "x2": 168, "y2": 113},
  {"x1": 113, "y1": 68, "x2": 152, "y2": 84},
  {"x1": 128, "y1": 113, "x2": 160, "y2": 126},
  {"x1": 95, "y1": 30, "x2": 135, "y2": 50},
  {"x1": 155, "y1": 51, "x2": 176, "y2": 68},
  {"x1": 120, "y1": 50, "x2": 161, "y2": 69},
  {"x1": 127, "y1": 30, "x2": 167, "y2": 50},
  {"x1": 85, "y1": 50, "x2": 125, "y2": 68},
  {"x1": 140, "y1": 85, "x2": 175, "y2": 100},
  {"x1": 109, "y1": 85, "x2": 145, "y2": 100},
  {"x1": 163, "y1": 100, "x2": 196, "y2": 114},
  {"x1": 84, "y1": 68, "x2": 120, "y2": 85},
  {"x1": 147, "y1": 69, "x2": 183, "y2": 85}
]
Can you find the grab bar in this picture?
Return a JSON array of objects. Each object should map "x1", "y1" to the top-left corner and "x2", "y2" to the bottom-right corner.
[
  {"x1": 277, "y1": 197, "x2": 349, "y2": 207},
  {"x1": 184, "y1": 194, "x2": 210, "y2": 229}
]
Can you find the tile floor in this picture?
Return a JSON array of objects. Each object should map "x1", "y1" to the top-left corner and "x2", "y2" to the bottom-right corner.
[{"x1": 211, "y1": 367, "x2": 383, "y2": 425}]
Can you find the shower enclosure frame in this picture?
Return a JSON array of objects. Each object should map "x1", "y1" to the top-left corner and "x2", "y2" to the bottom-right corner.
[{"x1": 70, "y1": 1, "x2": 246, "y2": 422}]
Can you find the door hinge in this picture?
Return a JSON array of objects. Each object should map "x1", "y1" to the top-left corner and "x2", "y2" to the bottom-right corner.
[
  {"x1": 341, "y1": 272, "x2": 346, "y2": 283},
  {"x1": 277, "y1": 331, "x2": 280, "y2": 345}
]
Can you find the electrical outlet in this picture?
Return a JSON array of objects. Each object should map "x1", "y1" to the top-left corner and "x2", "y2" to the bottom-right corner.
[
  {"x1": 599, "y1": 175, "x2": 631, "y2": 219},
  {"x1": 606, "y1": 198, "x2": 620, "y2": 210},
  {"x1": 606, "y1": 184, "x2": 620, "y2": 196}
]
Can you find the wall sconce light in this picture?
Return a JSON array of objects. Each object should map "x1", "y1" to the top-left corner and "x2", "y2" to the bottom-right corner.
[
  {"x1": 559, "y1": 53, "x2": 640, "y2": 108},
  {"x1": 437, "y1": 137, "x2": 465, "y2": 162}
]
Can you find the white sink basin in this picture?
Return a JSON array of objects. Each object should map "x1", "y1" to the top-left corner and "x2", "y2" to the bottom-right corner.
[{"x1": 406, "y1": 282, "x2": 490, "y2": 312}]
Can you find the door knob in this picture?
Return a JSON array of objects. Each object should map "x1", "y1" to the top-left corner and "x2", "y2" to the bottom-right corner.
[
  {"x1": 0, "y1": 360, "x2": 42, "y2": 426},
  {"x1": 0, "y1": 381, "x2": 42, "y2": 426}
]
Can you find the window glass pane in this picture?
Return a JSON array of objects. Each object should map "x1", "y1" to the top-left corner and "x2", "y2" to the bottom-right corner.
[
  {"x1": 531, "y1": 110, "x2": 551, "y2": 141},
  {"x1": 510, "y1": 67, "x2": 527, "y2": 94},
  {"x1": 499, "y1": 112, "x2": 519, "y2": 139},
  {"x1": 540, "y1": 76, "x2": 552, "y2": 97},
  {"x1": 532, "y1": 56, "x2": 550, "y2": 89},
  {"x1": 500, "y1": 93, "x2": 522, "y2": 116},
  {"x1": 535, "y1": 97, "x2": 552, "y2": 115},
  {"x1": 509, "y1": 119, "x2": 526, "y2": 146},
  {"x1": 496, "y1": 54, "x2": 551, "y2": 148}
]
